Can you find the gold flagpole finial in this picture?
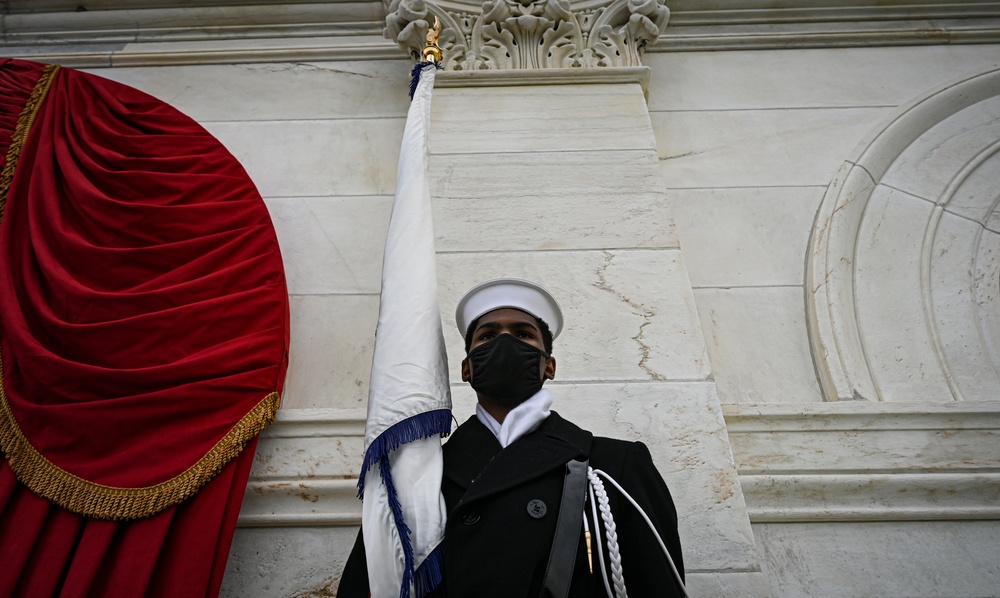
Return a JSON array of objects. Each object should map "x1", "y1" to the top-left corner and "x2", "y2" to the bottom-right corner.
[{"x1": 422, "y1": 17, "x2": 443, "y2": 62}]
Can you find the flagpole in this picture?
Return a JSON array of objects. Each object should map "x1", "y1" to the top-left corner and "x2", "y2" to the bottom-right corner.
[{"x1": 359, "y1": 19, "x2": 450, "y2": 598}]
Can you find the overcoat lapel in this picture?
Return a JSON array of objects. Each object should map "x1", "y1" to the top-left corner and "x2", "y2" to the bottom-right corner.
[
  {"x1": 443, "y1": 418, "x2": 502, "y2": 495},
  {"x1": 445, "y1": 412, "x2": 593, "y2": 507}
]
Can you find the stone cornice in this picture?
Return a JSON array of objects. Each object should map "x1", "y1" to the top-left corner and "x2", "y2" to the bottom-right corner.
[
  {"x1": 238, "y1": 404, "x2": 1000, "y2": 528},
  {"x1": 238, "y1": 409, "x2": 366, "y2": 528},
  {"x1": 1, "y1": 1, "x2": 999, "y2": 67},
  {"x1": 739, "y1": 473, "x2": 1000, "y2": 522},
  {"x1": 724, "y1": 402, "x2": 1000, "y2": 523},
  {"x1": 652, "y1": 15, "x2": 1000, "y2": 52}
]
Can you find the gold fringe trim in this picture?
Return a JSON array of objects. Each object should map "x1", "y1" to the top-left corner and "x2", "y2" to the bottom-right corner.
[
  {"x1": 0, "y1": 350, "x2": 281, "y2": 520},
  {"x1": 0, "y1": 63, "x2": 59, "y2": 223},
  {"x1": 0, "y1": 63, "x2": 282, "y2": 520}
]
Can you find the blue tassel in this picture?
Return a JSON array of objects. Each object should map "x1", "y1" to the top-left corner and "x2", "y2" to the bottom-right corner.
[
  {"x1": 357, "y1": 409, "x2": 452, "y2": 498},
  {"x1": 409, "y1": 61, "x2": 442, "y2": 100},
  {"x1": 357, "y1": 410, "x2": 450, "y2": 597},
  {"x1": 414, "y1": 543, "x2": 445, "y2": 598},
  {"x1": 378, "y1": 453, "x2": 415, "y2": 598}
]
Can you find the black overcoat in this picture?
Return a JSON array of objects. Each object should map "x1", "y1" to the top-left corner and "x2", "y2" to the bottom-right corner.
[{"x1": 338, "y1": 412, "x2": 685, "y2": 597}]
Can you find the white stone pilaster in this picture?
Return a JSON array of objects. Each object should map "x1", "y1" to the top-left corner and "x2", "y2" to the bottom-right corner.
[{"x1": 425, "y1": 68, "x2": 769, "y2": 595}]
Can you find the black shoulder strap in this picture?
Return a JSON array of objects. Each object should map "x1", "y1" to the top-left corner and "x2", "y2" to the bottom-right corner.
[{"x1": 539, "y1": 458, "x2": 590, "y2": 598}]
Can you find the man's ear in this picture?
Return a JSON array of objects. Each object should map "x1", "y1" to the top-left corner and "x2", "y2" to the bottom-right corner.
[
  {"x1": 461, "y1": 357, "x2": 471, "y2": 382},
  {"x1": 543, "y1": 356, "x2": 556, "y2": 380}
]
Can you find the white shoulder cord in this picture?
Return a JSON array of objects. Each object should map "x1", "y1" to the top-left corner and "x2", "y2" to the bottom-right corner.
[
  {"x1": 588, "y1": 468, "x2": 627, "y2": 598},
  {"x1": 585, "y1": 467, "x2": 690, "y2": 598}
]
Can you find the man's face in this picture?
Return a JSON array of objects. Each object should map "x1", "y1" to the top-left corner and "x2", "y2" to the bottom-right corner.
[{"x1": 461, "y1": 308, "x2": 556, "y2": 384}]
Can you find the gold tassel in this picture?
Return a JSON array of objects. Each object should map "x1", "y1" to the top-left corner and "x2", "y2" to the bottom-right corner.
[
  {"x1": 586, "y1": 530, "x2": 593, "y2": 574},
  {"x1": 0, "y1": 350, "x2": 281, "y2": 520}
]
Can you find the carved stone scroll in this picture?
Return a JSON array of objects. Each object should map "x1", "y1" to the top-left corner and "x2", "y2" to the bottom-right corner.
[{"x1": 383, "y1": 0, "x2": 669, "y2": 69}]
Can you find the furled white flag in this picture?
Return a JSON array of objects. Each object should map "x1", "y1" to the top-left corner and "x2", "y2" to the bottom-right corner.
[{"x1": 358, "y1": 62, "x2": 451, "y2": 598}]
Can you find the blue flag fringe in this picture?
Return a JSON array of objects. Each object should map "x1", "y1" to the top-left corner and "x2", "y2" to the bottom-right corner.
[
  {"x1": 359, "y1": 409, "x2": 450, "y2": 597},
  {"x1": 378, "y1": 453, "x2": 415, "y2": 598},
  {"x1": 414, "y1": 543, "x2": 445, "y2": 598},
  {"x1": 409, "y1": 61, "x2": 441, "y2": 100},
  {"x1": 373, "y1": 451, "x2": 446, "y2": 598},
  {"x1": 357, "y1": 408, "x2": 452, "y2": 497}
]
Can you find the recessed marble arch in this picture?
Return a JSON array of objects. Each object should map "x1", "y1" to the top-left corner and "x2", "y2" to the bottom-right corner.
[{"x1": 807, "y1": 68, "x2": 1000, "y2": 402}]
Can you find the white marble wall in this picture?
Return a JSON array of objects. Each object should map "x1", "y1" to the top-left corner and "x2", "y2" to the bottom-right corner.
[
  {"x1": 645, "y1": 44, "x2": 1000, "y2": 596},
  {"x1": 77, "y1": 39, "x2": 1000, "y2": 598},
  {"x1": 850, "y1": 87, "x2": 1000, "y2": 402},
  {"x1": 88, "y1": 62, "x2": 766, "y2": 595},
  {"x1": 754, "y1": 520, "x2": 1000, "y2": 598},
  {"x1": 427, "y1": 77, "x2": 766, "y2": 595},
  {"x1": 645, "y1": 44, "x2": 1000, "y2": 405},
  {"x1": 725, "y1": 401, "x2": 1000, "y2": 596}
]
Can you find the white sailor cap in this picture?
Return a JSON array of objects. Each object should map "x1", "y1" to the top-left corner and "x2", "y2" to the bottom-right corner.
[{"x1": 456, "y1": 278, "x2": 563, "y2": 339}]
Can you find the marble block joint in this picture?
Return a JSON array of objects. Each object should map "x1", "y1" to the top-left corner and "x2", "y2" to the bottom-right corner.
[{"x1": 384, "y1": 0, "x2": 669, "y2": 69}]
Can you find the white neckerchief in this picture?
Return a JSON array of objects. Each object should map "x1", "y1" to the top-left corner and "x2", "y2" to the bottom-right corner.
[{"x1": 476, "y1": 388, "x2": 552, "y2": 448}]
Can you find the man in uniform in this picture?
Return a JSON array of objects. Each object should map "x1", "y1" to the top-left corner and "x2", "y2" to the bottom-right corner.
[{"x1": 339, "y1": 278, "x2": 685, "y2": 597}]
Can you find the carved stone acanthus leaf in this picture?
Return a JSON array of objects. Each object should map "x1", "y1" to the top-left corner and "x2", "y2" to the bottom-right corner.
[{"x1": 383, "y1": 0, "x2": 668, "y2": 69}]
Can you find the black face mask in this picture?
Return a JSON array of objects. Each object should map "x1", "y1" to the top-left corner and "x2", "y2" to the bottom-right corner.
[{"x1": 467, "y1": 334, "x2": 549, "y2": 406}]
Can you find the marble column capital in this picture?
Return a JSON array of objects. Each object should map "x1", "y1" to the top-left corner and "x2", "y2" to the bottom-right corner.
[{"x1": 383, "y1": 0, "x2": 669, "y2": 69}]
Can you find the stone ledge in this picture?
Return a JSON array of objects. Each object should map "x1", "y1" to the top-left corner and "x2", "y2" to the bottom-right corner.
[
  {"x1": 743, "y1": 473, "x2": 1000, "y2": 522},
  {"x1": 652, "y1": 20, "x2": 1000, "y2": 52},
  {"x1": 0, "y1": 37, "x2": 403, "y2": 69},
  {"x1": 263, "y1": 407, "x2": 366, "y2": 437},
  {"x1": 724, "y1": 402, "x2": 1000, "y2": 475},
  {"x1": 0, "y1": 2, "x2": 384, "y2": 44},
  {"x1": 237, "y1": 408, "x2": 366, "y2": 528},
  {"x1": 241, "y1": 403, "x2": 1000, "y2": 527},
  {"x1": 723, "y1": 400, "x2": 1000, "y2": 432},
  {"x1": 725, "y1": 402, "x2": 1000, "y2": 523},
  {"x1": 239, "y1": 478, "x2": 362, "y2": 527},
  {"x1": 3, "y1": 2, "x2": 999, "y2": 66}
]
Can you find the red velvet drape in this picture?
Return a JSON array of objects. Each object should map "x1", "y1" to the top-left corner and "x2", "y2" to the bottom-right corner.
[
  {"x1": 0, "y1": 440, "x2": 256, "y2": 597},
  {"x1": 0, "y1": 58, "x2": 289, "y2": 596}
]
